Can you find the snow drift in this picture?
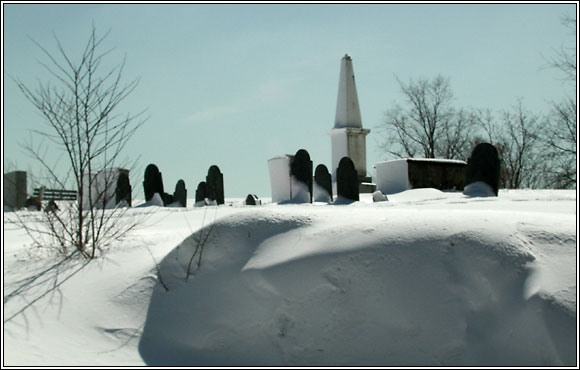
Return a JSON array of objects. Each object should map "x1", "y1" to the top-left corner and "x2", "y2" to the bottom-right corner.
[
  {"x1": 138, "y1": 192, "x2": 577, "y2": 366},
  {"x1": 3, "y1": 190, "x2": 577, "y2": 366}
]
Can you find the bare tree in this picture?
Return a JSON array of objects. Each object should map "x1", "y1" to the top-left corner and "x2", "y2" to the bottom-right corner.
[
  {"x1": 542, "y1": 14, "x2": 577, "y2": 189},
  {"x1": 474, "y1": 100, "x2": 543, "y2": 189},
  {"x1": 14, "y1": 26, "x2": 147, "y2": 259},
  {"x1": 378, "y1": 75, "x2": 476, "y2": 160}
]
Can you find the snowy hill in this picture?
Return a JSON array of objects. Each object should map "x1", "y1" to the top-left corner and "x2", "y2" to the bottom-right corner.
[{"x1": 3, "y1": 189, "x2": 577, "y2": 366}]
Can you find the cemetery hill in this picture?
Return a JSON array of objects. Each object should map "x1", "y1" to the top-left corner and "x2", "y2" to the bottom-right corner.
[{"x1": 3, "y1": 55, "x2": 577, "y2": 366}]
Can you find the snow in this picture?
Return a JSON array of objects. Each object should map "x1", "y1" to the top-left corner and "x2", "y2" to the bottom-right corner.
[{"x1": 3, "y1": 189, "x2": 577, "y2": 366}]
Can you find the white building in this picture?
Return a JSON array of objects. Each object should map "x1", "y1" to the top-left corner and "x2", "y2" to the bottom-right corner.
[{"x1": 328, "y1": 54, "x2": 374, "y2": 192}]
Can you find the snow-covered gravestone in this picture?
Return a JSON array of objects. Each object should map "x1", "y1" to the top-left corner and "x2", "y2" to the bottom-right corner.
[
  {"x1": 143, "y1": 164, "x2": 165, "y2": 203},
  {"x1": 337, "y1": 157, "x2": 359, "y2": 201},
  {"x1": 206, "y1": 165, "x2": 225, "y2": 205},
  {"x1": 195, "y1": 181, "x2": 208, "y2": 207},
  {"x1": 115, "y1": 172, "x2": 132, "y2": 207},
  {"x1": 173, "y1": 180, "x2": 187, "y2": 207},
  {"x1": 245, "y1": 194, "x2": 261, "y2": 205},
  {"x1": 464, "y1": 143, "x2": 500, "y2": 196},
  {"x1": 314, "y1": 164, "x2": 333, "y2": 202},
  {"x1": 290, "y1": 149, "x2": 313, "y2": 203}
]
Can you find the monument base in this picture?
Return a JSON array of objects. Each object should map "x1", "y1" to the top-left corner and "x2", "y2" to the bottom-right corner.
[{"x1": 359, "y1": 175, "x2": 376, "y2": 193}]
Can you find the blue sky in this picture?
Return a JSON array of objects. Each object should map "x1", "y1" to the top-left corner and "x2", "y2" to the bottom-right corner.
[{"x1": 3, "y1": 3, "x2": 576, "y2": 198}]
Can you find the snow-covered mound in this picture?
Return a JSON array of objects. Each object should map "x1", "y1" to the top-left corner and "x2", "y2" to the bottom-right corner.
[
  {"x1": 3, "y1": 189, "x2": 577, "y2": 366},
  {"x1": 139, "y1": 191, "x2": 577, "y2": 366}
]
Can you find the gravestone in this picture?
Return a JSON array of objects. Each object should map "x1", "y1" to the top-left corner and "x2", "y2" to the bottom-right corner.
[
  {"x1": 465, "y1": 143, "x2": 500, "y2": 196},
  {"x1": 161, "y1": 193, "x2": 174, "y2": 206},
  {"x1": 25, "y1": 197, "x2": 42, "y2": 211},
  {"x1": 195, "y1": 181, "x2": 208, "y2": 206},
  {"x1": 143, "y1": 164, "x2": 165, "y2": 203},
  {"x1": 173, "y1": 180, "x2": 187, "y2": 207},
  {"x1": 115, "y1": 172, "x2": 132, "y2": 207},
  {"x1": 45, "y1": 200, "x2": 59, "y2": 213},
  {"x1": 245, "y1": 194, "x2": 261, "y2": 205},
  {"x1": 290, "y1": 149, "x2": 313, "y2": 203},
  {"x1": 3, "y1": 171, "x2": 28, "y2": 210},
  {"x1": 372, "y1": 190, "x2": 388, "y2": 202},
  {"x1": 337, "y1": 157, "x2": 359, "y2": 201},
  {"x1": 268, "y1": 155, "x2": 293, "y2": 203},
  {"x1": 206, "y1": 165, "x2": 224, "y2": 205},
  {"x1": 314, "y1": 164, "x2": 333, "y2": 202}
]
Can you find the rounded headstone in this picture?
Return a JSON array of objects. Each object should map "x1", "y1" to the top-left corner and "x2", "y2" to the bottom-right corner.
[
  {"x1": 465, "y1": 143, "x2": 500, "y2": 196},
  {"x1": 245, "y1": 194, "x2": 261, "y2": 206},
  {"x1": 206, "y1": 165, "x2": 225, "y2": 205},
  {"x1": 291, "y1": 149, "x2": 313, "y2": 203},
  {"x1": 337, "y1": 157, "x2": 359, "y2": 201},
  {"x1": 116, "y1": 172, "x2": 132, "y2": 207},
  {"x1": 143, "y1": 164, "x2": 164, "y2": 202},
  {"x1": 314, "y1": 164, "x2": 333, "y2": 202},
  {"x1": 173, "y1": 179, "x2": 187, "y2": 207}
]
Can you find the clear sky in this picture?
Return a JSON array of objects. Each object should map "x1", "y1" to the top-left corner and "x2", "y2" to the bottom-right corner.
[{"x1": 3, "y1": 2, "x2": 576, "y2": 198}]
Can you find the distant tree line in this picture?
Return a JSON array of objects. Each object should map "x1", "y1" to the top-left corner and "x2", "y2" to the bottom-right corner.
[{"x1": 378, "y1": 15, "x2": 576, "y2": 190}]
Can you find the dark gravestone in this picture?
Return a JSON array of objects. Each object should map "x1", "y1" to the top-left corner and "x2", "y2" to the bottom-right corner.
[
  {"x1": 465, "y1": 143, "x2": 500, "y2": 196},
  {"x1": 3, "y1": 171, "x2": 28, "y2": 209},
  {"x1": 25, "y1": 196, "x2": 42, "y2": 211},
  {"x1": 314, "y1": 164, "x2": 333, "y2": 202},
  {"x1": 173, "y1": 180, "x2": 187, "y2": 207},
  {"x1": 206, "y1": 165, "x2": 225, "y2": 205},
  {"x1": 337, "y1": 157, "x2": 359, "y2": 201},
  {"x1": 290, "y1": 149, "x2": 313, "y2": 203},
  {"x1": 195, "y1": 181, "x2": 208, "y2": 205},
  {"x1": 164, "y1": 193, "x2": 174, "y2": 206},
  {"x1": 143, "y1": 164, "x2": 165, "y2": 203},
  {"x1": 245, "y1": 194, "x2": 261, "y2": 205},
  {"x1": 116, "y1": 172, "x2": 132, "y2": 207},
  {"x1": 45, "y1": 200, "x2": 59, "y2": 213}
]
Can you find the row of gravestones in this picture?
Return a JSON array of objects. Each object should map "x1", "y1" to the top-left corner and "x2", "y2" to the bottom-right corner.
[
  {"x1": 143, "y1": 142, "x2": 500, "y2": 207},
  {"x1": 143, "y1": 164, "x2": 186, "y2": 207},
  {"x1": 143, "y1": 164, "x2": 226, "y2": 207},
  {"x1": 285, "y1": 148, "x2": 361, "y2": 203},
  {"x1": 194, "y1": 165, "x2": 225, "y2": 206},
  {"x1": 281, "y1": 142, "x2": 501, "y2": 203}
]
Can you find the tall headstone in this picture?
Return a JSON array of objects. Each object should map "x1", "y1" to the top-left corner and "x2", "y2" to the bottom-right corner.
[
  {"x1": 268, "y1": 155, "x2": 292, "y2": 203},
  {"x1": 173, "y1": 180, "x2": 187, "y2": 207},
  {"x1": 337, "y1": 157, "x2": 359, "y2": 201},
  {"x1": 3, "y1": 171, "x2": 27, "y2": 210},
  {"x1": 206, "y1": 165, "x2": 225, "y2": 205},
  {"x1": 195, "y1": 181, "x2": 208, "y2": 206},
  {"x1": 143, "y1": 164, "x2": 164, "y2": 203},
  {"x1": 314, "y1": 164, "x2": 333, "y2": 202},
  {"x1": 465, "y1": 143, "x2": 500, "y2": 196},
  {"x1": 328, "y1": 54, "x2": 372, "y2": 190},
  {"x1": 290, "y1": 149, "x2": 313, "y2": 203},
  {"x1": 115, "y1": 171, "x2": 132, "y2": 207}
]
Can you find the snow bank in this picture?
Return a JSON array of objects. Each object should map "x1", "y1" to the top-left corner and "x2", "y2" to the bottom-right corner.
[
  {"x1": 3, "y1": 190, "x2": 577, "y2": 366},
  {"x1": 139, "y1": 199, "x2": 577, "y2": 366}
]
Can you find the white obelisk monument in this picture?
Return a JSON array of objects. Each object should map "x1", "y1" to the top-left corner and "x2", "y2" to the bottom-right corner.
[{"x1": 328, "y1": 54, "x2": 373, "y2": 192}]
